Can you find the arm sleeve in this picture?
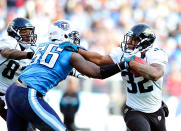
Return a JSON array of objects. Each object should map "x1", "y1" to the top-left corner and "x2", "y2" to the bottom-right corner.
[{"x1": 100, "y1": 63, "x2": 125, "y2": 79}]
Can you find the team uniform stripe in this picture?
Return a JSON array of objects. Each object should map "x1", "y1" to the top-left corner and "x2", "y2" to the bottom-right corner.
[
  {"x1": 152, "y1": 81, "x2": 161, "y2": 90},
  {"x1": 28, "y1": 88, "x2": 66, "y2": 131}
]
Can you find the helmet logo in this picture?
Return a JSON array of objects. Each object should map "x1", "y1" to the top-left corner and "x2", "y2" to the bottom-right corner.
[
  {"x1": 54, "y1": 21, "x2": 70, "y2": 31},
  {"x1": 8, "y1": 21, "x2": 14, "y2": 29},
  {"x1": 128, "y1": 31, "x2": 133, "y2": 35},
  {"x1": 25, "y1": 23, "x2": 33, "y2": 27},
  {"x1": 144, "y1": 28, "x2": 153, "y2": 35}
]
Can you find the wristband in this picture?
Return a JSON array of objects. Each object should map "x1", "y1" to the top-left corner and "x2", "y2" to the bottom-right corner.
[{"x1": 27, "y1": 52, "x2": 34, "y2": 59}]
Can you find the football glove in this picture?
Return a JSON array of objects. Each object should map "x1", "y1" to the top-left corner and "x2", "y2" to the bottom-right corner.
[
  {"x1": 117, "y1": 55, "x2": 135, "y2": 70},
  {"x1": 124, "y1": 55, "x2": 135, "y2": 62},
  {"x1": 59, "y1": 42, "x2": 79, "y2": 52},
  {"x1": 69, "y1": 68, "x2": 86, "y2": 80},
  {"x1": 59, "y1": 42, "x2": 87, "y2": 52}
]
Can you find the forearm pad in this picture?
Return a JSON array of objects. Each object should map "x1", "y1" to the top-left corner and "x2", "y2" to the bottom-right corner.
[
  {"x1": 100, "y1": 64, "x2": 121, "y2": 79},
  {"x1": 100, "y1": 61, "x2": 129, "y2": 79}
]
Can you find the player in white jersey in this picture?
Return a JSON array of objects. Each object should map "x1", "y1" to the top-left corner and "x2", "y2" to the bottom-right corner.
[
  {"x1": 0, "y1": 17, "x2": 37, "y2": 121},
  {"x1": 78, "y1": 24, "x2": 168, "y2": 131}
]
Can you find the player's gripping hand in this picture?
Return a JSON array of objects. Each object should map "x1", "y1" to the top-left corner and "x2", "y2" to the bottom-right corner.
[
  {"x1": 59, "y1": 42, "x2": 79, "y2": 52},
  {"x1": 124, "y1": 55, "x2": 135, "y2": 62},
  {"x1": 59, "y1": 42, "x2": 86, "y2": 52},
  {"x1": 117, "y1": 56, "x2": 135, "y2": 70}
]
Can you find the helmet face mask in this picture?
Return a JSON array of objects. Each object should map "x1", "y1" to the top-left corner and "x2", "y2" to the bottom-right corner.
[
  {"x1": 7, "y1": 18, "x2": 37, "y2": 48},
  {"x1": 68, "y1": 31, "x2": 80, "y2": 45},
  {"x1": 19, "y1": 28, "x2": 37, "y2": 44},
  {"x1": 121, "y1": 24, "x2": 156, "y2": 54},
  {"x1": 121, "y1": 32, "x2": 140, "y2": 53},
  {"x1": 48, "y1": 20, "x2": 80, "y2": 45}
]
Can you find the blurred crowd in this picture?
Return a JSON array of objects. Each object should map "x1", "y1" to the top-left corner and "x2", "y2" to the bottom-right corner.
[{"x1": 0, "y1": 0, "x2": 181, "y2": 116}]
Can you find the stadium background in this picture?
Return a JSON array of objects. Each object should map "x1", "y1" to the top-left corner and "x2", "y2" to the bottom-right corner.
[{"x1": 0, "y1": 0, "x2": 181, "y2": 130}]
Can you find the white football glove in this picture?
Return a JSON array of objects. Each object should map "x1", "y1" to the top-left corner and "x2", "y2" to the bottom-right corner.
[{"x1": 69, "y1": 68, "x2": 86, "y2": 80}]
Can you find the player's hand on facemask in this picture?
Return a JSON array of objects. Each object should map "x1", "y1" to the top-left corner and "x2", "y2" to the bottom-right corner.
[{"x1": 59, "y1": 42, "x2": 86, "y2": 52}]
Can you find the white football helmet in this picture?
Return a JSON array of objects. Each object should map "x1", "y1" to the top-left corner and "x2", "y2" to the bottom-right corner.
[{"x1": 48, "y1": 20, "x2": 80, "y2": 44}]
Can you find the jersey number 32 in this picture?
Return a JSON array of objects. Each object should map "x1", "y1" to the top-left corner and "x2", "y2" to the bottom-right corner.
[{"x1": 122, "y1": 71, "x2": 153, "y2": 93}]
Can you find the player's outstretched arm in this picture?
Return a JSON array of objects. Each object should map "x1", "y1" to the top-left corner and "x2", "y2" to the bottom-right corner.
[
  {"x1": 129, "y1": 61, "x2": 164, "y2": 81},
  {"x1": 78, "y1": 49, "x2": 114, "y2": 66},
  {"x1": 0, "y1": 48, "x2": 34, "y2": 60},
  {"x1": 70, "y1": 52, "x2": 124, "y2": 79}
]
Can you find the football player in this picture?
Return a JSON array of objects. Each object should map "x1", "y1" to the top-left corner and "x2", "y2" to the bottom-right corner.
[
  {"x1": 5, "y1": 20, "x2": 127, "y2": 131},
  {"x1": 0, "y1": 17, "x2": 37, "y2": 121},
  {"x1": 78, "y1": 24, "x2": 168, "y2": 131}
]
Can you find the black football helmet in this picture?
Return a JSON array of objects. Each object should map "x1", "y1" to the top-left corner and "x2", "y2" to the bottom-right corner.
[
  {"x1": 121, "y1": 24, "x2": 156, "y2": 54},
  {"x1": 7, "y1": 17, "x2": 37, "y2": 47}
]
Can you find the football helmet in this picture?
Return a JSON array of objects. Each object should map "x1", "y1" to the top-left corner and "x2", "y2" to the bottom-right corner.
[
  {"x1": 121, "y1": 24, "x2": 156, "y2": 54},
  {"x1": 7, "y1": 17, "x2": 37, "y2": 48},
  {"x1": 48, "y1": 20, "x2": 80, "y2": 45}
]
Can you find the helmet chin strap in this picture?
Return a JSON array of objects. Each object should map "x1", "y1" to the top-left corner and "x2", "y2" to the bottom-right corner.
[
  {"x1": 130, "y1": 38, "x2": 153, "y2": 55},
  {"x1": 130, "y1": 44, "x2": 152, "y2": 56}
]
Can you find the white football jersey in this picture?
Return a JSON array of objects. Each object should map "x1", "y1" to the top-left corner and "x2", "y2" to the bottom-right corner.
[
  {"x1": 0, "y1": 36, "x2": 36, "y2": 94},
  {"x1": 110, "y1": 47, "x2": 168, "y2": 113}
]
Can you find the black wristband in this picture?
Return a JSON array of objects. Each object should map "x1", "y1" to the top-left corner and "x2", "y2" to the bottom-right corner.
[
  {"x1": 100, "y1": 64, "x2": 121, "y2": 79},
  {"x1": 0, "y1": 92, "x2": 5, "y2": 96},
  {"x1": 26, "y1": 52, "x2": 34, "y2": 59}
]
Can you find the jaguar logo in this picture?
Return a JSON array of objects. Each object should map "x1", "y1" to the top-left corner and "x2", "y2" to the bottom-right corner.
[
  {"x1": 144, "y1": 28, "x2": 153, "y2": 35},
  {"x1": 7, "y1": 21, "x2": 14, "y2": 31},
  {"x1": 8, "y1": 21, "x2": 14, "y2": 27}
]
